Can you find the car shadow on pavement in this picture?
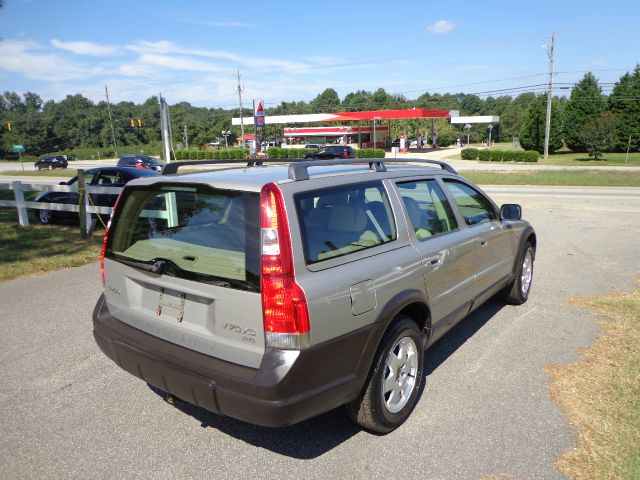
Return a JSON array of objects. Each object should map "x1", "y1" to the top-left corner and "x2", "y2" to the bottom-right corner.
[
  {"x1": 424, "y1": 298, "x2": 504, "y2": 376},
  {"x1": 146, "y1": 384, "x2": 360, "y2": 459},
  {"x1": 147, "y1": 298, "x2": 504, "y2": 459}
]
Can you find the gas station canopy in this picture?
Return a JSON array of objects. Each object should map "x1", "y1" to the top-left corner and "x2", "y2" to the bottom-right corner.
[{"x1": 232, "y1": 108, "x2": 457, "y2": 126}]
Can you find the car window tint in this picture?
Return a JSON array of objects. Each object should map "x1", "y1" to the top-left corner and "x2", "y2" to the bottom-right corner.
[
  {"x1": 295, "y1": 181, "x2": 396, "y2": 263},
  {"x1": 108, "y1": 185, "x2": 260, "y2": 290},
  {"x1": 114, "y1": 172, "x2": 129, "y2": 185},
  {"x1": 396, "y1": 180, "x2": 457, "y2": 240},
  {"x1": 443, "y1": 180, "x2": 497, "y2": 226},
  {"x1": 93, "y1": 171, "x2": 119, "y2": 185}
]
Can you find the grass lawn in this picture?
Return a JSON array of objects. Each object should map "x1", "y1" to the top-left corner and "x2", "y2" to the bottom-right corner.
[
  {"x1": 0, "y1": 198, "x2": 103, "y2": 282},
  {"x1": 541, "y1": 150, "x2": 640, "y2": 167},
  {"x1": 461, "y1": 170, "x2": 640, "y2": 187},
  {"x1": 548, "y1": 285, "x2": 640, "y2": 480}
]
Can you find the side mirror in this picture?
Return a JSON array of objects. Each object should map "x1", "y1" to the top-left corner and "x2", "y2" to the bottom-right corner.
[{"x1": 500, "y1": 204, "x2": 522, "y2": 221}]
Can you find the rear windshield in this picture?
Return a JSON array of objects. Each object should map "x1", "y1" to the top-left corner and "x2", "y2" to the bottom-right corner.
[{"x1": 106, "y1": 184, "x2": 260, "y2": 291}]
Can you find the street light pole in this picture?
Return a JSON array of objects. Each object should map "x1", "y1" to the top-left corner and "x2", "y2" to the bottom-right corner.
[{"x1": 543, "y1": 32, "x2": 555, "y2": 160}]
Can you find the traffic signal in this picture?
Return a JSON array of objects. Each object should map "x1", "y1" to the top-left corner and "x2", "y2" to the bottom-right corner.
[
  {"x1": 130, "y1": 119, "x2": 135, "y2": 127},
  {"x1": 7, "y1": 122, "x2": 11, "y2": 131},
  {"x1": 137, "y1": 118, "x2": 142, "y2": 127}
]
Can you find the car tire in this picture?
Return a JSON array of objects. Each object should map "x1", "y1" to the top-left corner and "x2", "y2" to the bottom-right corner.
[
  {"x1": 38, "y1": 208, "x2": 53, "y2": 225},
  {"x1": 346, "y1": 316, "x2": 424, "y2": 434},
  {"x1": 501, "y1": 241, "x2": 535, "y2": 305}
]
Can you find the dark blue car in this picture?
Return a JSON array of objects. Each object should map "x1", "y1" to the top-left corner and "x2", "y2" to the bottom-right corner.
[{"x1": 34, "y1": 166, "x2": 158, "y2": 224}]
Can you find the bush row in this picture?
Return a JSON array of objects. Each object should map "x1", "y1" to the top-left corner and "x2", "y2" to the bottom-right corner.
[
  {"x1": 355, "y1": 148, "x2": 386, "y2": 158},
  {"x1": 171, "y1": 147, "x2": 387, "y2": 162},
  {"x1": 265, "y1": 147, "x2": 318, "y2": 159},
  {"x1": 265, "y1": 147, "x2": 385, "y2": 159},
  {"x1": 174, "y1": 149, "x2": 249, "y2": 160},
  {"x1": 460, "y1": 148, "x2": 539, "y2": 162}
]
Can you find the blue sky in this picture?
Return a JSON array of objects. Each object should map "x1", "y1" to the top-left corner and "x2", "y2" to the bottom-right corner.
[{"x1": 0, "y1": 0, "x2": 638, "y2": 108}]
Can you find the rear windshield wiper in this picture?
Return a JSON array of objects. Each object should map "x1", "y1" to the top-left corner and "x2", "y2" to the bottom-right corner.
[
  {"x1": 112, "y1": 254, "x2": 259, "y2": 292},
  {"x1": 117, "y1": 257, "x2": 167, "y2": 274}
]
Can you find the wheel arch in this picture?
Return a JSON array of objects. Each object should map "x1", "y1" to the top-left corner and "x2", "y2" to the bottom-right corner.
[
  {"x1": 373, "y1": 289, "x2": 432, "y2": 350},
  {"x1": 509, "y1": 225, "x2": 537, "y2": 282}
]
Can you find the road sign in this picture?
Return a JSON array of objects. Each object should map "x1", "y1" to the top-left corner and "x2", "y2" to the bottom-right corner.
[
  {"x1": 12, "y1": 145, "x2": 25, "y2": 153},
  {"x1": 254, "y1": 101, "x2": 265, "y2": 127}
]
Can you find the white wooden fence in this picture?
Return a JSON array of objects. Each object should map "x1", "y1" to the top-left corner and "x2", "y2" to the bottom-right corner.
[{"x1": 0, "y1": 171, "x2": 123, "y2": 235}]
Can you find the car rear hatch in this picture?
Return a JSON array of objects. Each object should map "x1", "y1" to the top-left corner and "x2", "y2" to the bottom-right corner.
[{"x1": 102, "y1": 182, "x2": 264, "y2": 368}]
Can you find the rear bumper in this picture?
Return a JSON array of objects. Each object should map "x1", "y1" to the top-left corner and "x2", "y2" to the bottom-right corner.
[{"x1": 92, "y1": 294, "x2": 382, "y2": 427}]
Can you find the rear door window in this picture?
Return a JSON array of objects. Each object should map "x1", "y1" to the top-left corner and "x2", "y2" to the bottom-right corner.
[
  {"x1": 107, "y1": 184, "x2": 260, "y2": 291},
  {"x1": 295, "y1": 181, "x2": 396, "y2": 263}
]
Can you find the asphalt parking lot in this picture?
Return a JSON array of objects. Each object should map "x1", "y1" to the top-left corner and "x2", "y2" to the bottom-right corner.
[{"x1": 1, "y1": 186, "x2": 639, "y2": 479}]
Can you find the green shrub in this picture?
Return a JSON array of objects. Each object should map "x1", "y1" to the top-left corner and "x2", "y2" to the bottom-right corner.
[
  {"x1": 288, "y1": 149, "x2": 303, "y2": 159},
  {"x1": 437, "y1": 133, "x2": 455, "y2": 148},
  {"x1": 355, "y1": 148, "x2": 384, "y2": 158},
  {"x1": 523, "y1": 150, "x2": 539, "y2": 162},
  {"x1": 267, "y1": 147, "x2": 284, "y2": 159},
  {"x1": 489, "y1": 150, "x2": 505, "y2": 162},
  {"x1": 477, "y1": 149, "x2": 491, "y2": 161},
  {"x1": 461, "y1": 148, "x2": 479, "y2": 160}
]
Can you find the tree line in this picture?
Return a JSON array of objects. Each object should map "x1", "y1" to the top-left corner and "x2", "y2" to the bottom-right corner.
[{"x1": 0, "y1": 65, "x2": 638, "y2": 159}]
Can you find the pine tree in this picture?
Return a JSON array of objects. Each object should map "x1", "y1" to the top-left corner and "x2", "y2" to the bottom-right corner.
[
  {"x1": 519, "y1": 94, "x2": 563, "y2": 153},
  {"x1": 563, "y1": 73, "x2": 606, "y2": 152},
  {"x1": 609, "y1": 65, "x2": 640, "y2": 151}
]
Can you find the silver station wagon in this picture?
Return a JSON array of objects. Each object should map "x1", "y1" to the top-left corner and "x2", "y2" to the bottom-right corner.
[{"x1": 93, "y1": 158, "x2": 536, "y2": 434}]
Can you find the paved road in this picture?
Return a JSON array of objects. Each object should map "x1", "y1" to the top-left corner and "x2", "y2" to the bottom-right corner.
[
  {"x1": 2, "y1": 147, "x2": 639, "y2": 177},
  {"x1": 1, "y1": 186, "x2": 639, "y2": 479}
]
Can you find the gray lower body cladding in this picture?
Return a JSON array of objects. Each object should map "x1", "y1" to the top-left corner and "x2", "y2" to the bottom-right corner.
[{"x1": 92, "y1": 294, "x2": 383, "y2": 428}]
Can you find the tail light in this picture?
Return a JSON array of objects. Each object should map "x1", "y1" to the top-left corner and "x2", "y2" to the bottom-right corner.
[
  {"x1": 343, "y1": 150, "x2": 348, "y2": 157},
  {"x1": 100, "y1": 192, "x2": 122, "y2": 287},
  {"x1": 100, "y1": 229, "x2": 108, "y2": 286},
  {"x1": 260, "y1": 183, "x2": 309, "y2": 349}
]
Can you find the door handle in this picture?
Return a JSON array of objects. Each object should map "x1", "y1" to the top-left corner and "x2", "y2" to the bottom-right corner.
[
  {"x1": 424, "y1": 254, "x2": 441, "y2": 265},
  {"x1": 479, "y1": 239, "x2": 488, "y2": 247}
]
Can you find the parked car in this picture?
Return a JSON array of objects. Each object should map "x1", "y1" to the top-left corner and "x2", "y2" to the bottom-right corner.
[
  {"x1": 304, "y1": 145, "x2": 355, "y2": 159},
  {"x1": 34, "y1": 155, "x2": 68, "y2": 170},
  {"x1": 117, "y1": 154, "x2": 164, "y2": 172},
  {"x1": 94, "y1": 158, "x2": 535, "y2": 433},
  {"x1": 34, "y1": 166, "x2": 159, "y2": 224}
]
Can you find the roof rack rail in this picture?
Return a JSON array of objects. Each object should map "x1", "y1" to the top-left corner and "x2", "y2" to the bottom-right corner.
[
  {"x1": 160, "y1": 158, "x2": 294, "y2": 175},
  {"x1": 383, "y1": 158, "x2": 458, "y2": 175},
  {"x1": 160, "y1": 157, "x2": 458, "y2": 179},
  {"x1": 287, "y1": 158, "x2": 457, "y2": 181},
  {"x1": 288, "y1": 159, "x2": 386, "y2": 181}
]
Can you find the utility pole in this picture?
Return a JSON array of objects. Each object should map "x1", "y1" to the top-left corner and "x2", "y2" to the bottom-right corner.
[
  {"x1": 104, "y1": 85, "x2": 118, "y2": 157},
  {"x1": 543, "y1": 32, "x2": 555, "y2": 160},
  {"x1": 182, "y1": 125, "x2": 189, "y2": 150},
  {"x1": 158, "y1": 93, "x2": 172, "y2": 163},
  {"x1": 235, "y1": 70, "x2": 245, "y2": 146}
]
